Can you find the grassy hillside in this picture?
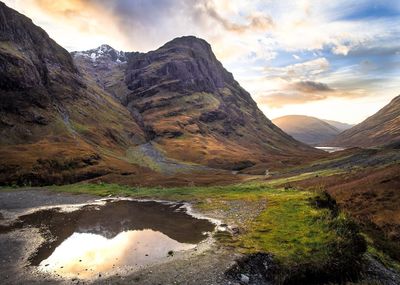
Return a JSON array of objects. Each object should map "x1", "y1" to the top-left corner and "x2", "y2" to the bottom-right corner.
[{"x1": 329, "y1": 95, "x2": 400, "y2": 147}]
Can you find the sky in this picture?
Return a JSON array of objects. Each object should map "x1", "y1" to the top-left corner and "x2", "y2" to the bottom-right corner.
[{"x1": 4, "y1": 0, "x2": 400, "y2": 124}]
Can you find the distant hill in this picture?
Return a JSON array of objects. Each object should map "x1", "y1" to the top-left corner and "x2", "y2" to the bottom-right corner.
[
  {"x1": 272, "y1": 115, "x2": 340, "y2": 146},
  {"x1": 329, "y1": 95, "x2": 400, "y2": 147},
  {"x1": 322, "y1": 120, "x2": 353, "y2": 132}
]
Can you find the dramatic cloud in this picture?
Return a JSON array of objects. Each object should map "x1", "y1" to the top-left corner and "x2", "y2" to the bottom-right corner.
[
  {"x1": 198, "y1": 1, "x2": 273, "y2": 33},
  {"x1": 257, "y1": 80, "x2": 365, "y2": 107},
  {"x1": 3, "y1": 0, "x2": 400, "y2": 123},
  {"x1": 264, "y1": 58, "x2": 330, "y2": 81},
  {"x1": 293, "y1": 81, "x2": 334, "y2": 93}
]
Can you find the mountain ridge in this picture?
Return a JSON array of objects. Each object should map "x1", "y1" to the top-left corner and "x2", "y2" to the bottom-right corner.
[
  {"x1": 322, "y1": 119, "x2": 353, "y2": 132},
  {"x1": 329, "y1": 95, "x2": 400, "y2": 147}
]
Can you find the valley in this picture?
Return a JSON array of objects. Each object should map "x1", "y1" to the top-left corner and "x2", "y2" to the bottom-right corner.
[{"x1": 1, "y1": 146, "x2": 399, "y2": 284}]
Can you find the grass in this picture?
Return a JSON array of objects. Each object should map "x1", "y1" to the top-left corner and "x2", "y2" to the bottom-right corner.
[
  {"x1": 42, "y1": 178, "x2": 365, "y2": 271},
  {"x1": 1, "y1": 169, "x2": 370, "y2": 282},
  {"x1": 263, "y1": 168, "x2": 345, "y2": 187},
  {"x1": 125, "y1": 147, "x2": 162, "y2": 172},
  {"x1": 364, "y1": 234, "x2": 400, "y2": 272},
  {"x1": 238, "y1": 191, "x2": 334, "y2": 265}
]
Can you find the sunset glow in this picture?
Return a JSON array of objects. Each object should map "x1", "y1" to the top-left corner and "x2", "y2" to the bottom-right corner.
[{"x1": 4, "y1": 0, "x2": 400, "y2": 123}]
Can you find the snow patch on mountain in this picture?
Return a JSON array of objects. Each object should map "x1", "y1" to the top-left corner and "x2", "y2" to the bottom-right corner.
[{"x1": 71, "y1": 44, "x2": 127, "y2": 63}]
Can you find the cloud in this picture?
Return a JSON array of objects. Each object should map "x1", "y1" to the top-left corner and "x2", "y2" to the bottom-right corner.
[
  {"x1": 4, "y1": 0, "x2": 400, "y2": 123},
  {"x1": 293, "y1": 81, "x2": 334, "y2": 93},
  {"x1": 292, "y1": 54, "x2": 301, "y2": 60},
  {"x1": 257, "y1": 80, "x2": 365, "y2": 108},
  {"x1": 264, "y1": 57, "x2": 330, "y2": 81},
  {"x1": 258, "y1": 91, "x2": 327, "y2": 107},
  {"x1": 199, "y1": 1, "x2": 273, "y2": 34},
  {"x1": 332, "y1": 44, "x2": 350, "y2": 55}
]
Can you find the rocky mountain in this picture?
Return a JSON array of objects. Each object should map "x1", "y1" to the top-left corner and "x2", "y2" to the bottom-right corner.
[
  {"x1": 329, "y1": 95, "x2": 400, "y2": 147},
  {"x1": 74, "y1": 36, "x2": 321, "y2": 170},
  {"x1": 272, "y1": 115, "x2": 340, "y2": 146},
  {"x1": 322, "y1": 119, "x2": 353, "y2": 132},
  {"x1": 0, "y1": 2, "x2": 322, "y2": 186},
  {"x1": 124, "y1": 37, "x2": 323, "y2": 169},
  {"x1": 0, "y1": 2, "x2": 146, "y2": 185}
]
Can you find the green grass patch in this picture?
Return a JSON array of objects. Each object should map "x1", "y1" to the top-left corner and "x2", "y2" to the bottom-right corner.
[
  {"x1": 238, "y1": 190, "x2": 334, "y2": 265},
  {"x1": 270, "y1": 168, "x2": 345, "y2": 186},
  {"x1": 70, "y1": 121, "x2": 90, "y2": 134}
]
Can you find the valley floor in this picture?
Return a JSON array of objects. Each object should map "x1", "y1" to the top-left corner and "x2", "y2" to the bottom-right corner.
[{"x1": 1, "y1": 154, "x2": 399, "y2": 285}]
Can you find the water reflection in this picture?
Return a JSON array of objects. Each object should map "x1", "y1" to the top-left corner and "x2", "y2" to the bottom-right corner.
[
  {"x1": 1, "y1": 199, "x2": 214, "y2": 278},
  {"x1": 39, "y1": 230, "x2": 195, "y2": 278},
  {"x1": 315, "y1": 146, "x2": 345, "y2": 153}
]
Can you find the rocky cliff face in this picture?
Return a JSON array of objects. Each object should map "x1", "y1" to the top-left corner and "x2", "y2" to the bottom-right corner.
[
  {"x1": 0, "y1": 1, "x2": 80, "y2": 127},
  {"x1": 329, "y1": 95, "x2": 400, "y2": 147},
  {"x1": 0, "y1": 4, "x2": 77, "y2": 91}
]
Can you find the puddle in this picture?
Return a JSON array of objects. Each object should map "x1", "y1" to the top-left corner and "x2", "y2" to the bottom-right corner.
[
  {"x1": 0, "y1": 200, "x2": 215, "y2": 278},
  {"x1": 315, "y1": 146, "x2": 345, "y2": 153}
]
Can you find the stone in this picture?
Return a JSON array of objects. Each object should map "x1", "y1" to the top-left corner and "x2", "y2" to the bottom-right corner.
[{"x1": 240, "y1": 274, "x2": 249, "y2": 284}]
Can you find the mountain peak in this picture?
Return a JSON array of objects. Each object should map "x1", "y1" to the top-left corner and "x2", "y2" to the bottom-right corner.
[
  {"x1": 159, "y1": 36, "x2": 213, "y2": 56},
  {"x1": 163, "y1": 35, "x2": 210, "y2": 47},
  {"x1": 72, "y1": 44, "x2": 127, "y2": 63}
]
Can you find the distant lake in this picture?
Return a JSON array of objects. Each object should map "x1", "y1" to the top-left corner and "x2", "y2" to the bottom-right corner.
[{"x1": 315, "y1": 146, "x2": 345, "y2": 153}]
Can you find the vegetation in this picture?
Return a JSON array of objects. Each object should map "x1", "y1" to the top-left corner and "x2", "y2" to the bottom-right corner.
[{"x1": 30, "y1": 176, "x2": 367, "y2": 283}]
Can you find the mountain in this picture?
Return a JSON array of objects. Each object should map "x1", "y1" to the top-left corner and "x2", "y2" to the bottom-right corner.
[
  {"x1": 0, "y1": 2, "x2": 322, "y2": 186},
  {"x1": 329, "y1": 95, "x2": 400, "y2": 147},
  {"x1": 322, "y1": 120, "x2": 353, "y2": 132},
  {"x1": 0, "y1": 2, "x2": 147, "y2": 185},
  {"x1": 73, "y1": 37, "x2": 322, "y2": 170},
  {"x1": 272, "y1": 115, "x2": 340, "y2": 146}
]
